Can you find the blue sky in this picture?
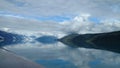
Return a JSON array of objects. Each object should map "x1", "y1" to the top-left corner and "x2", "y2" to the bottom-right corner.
[
  {"x1": 0, "y1": 12, "x2": 72, "y2": 22},
  {"x1": 0, "y1": 11, "x2": 101, "y2": 23}
]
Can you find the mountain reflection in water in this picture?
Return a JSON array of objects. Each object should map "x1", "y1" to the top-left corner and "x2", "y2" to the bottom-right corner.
[
  {"x1": 36, "y1": 36, "x2": 58, "y2": 44},
  {"x1": 0, "y1": 30, "x2": 120, "y2": 68}
]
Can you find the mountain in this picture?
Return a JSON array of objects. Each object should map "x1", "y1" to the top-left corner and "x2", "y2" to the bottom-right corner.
[{"x1": 59, "y1": 31, "x2": 120, "y2": 53}]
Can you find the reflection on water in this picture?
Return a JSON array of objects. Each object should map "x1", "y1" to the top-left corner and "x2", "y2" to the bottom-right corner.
[
  {"x1": 0, "y1": 30, "x2": 120, "y2": 68},
  {"x1": 35, "y1": 36, "x2": 58, "y2": 44},
  {"x1": 4, "y1": 42, "x2": 120, "y2": 68}
]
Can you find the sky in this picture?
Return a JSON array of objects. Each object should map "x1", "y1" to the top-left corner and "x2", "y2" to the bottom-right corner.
[
  {"x1": 0, "y1": 0, "x2": 120, "y2": 34},
  {"x1": 1, "y1": 0, "x2": 120, "y2": 21},
  {"x1": 1, "y1": 0, "x2": 120, "y2": 68}
]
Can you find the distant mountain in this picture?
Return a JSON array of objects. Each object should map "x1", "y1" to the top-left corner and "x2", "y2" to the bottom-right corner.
[{"x1": 0, "y1": 30, "x2": 24, "y2": 47}]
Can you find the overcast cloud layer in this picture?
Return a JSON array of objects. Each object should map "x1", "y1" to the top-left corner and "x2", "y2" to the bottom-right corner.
[{"x1": 1, "y1": 0, "x2": 120, "y2": 19}]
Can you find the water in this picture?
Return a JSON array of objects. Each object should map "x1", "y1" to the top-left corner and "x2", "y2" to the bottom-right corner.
[{"x1": 3, "y1": 42, "x2": 120, "y2": 68}]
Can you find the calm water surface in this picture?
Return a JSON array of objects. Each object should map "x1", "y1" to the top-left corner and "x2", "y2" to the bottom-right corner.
[{"x1": 4, "y1": 42, "x2": 120, "y2": 68}]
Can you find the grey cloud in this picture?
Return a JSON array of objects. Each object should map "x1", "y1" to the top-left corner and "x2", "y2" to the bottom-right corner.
[
  {"x1": 0, "y1": 16, "x2": 62, "y2": 33},
  {"x1": 1, "y1": 0, "x2": 120, "y2": 18}
]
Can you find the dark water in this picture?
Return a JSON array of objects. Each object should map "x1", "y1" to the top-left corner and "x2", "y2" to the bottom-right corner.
[{"x1": 0, "y1": 31, "x2": 120, "y2": 68}]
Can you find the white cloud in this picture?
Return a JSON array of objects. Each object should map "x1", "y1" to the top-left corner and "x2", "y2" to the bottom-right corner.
[{"x1": 61, "y1": 14, "x2": 120, "y2": 34}]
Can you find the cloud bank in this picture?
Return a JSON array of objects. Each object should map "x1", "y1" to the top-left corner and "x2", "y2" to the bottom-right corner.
[{"x1": 0, "y1": 14, "x2": 120, "y2": 36}]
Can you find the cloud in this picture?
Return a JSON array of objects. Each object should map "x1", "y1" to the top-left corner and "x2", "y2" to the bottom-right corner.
[
  {"x1": 61, "y1": 14, "x2": 120, "y2": 34},
  {"x1": 1, "y1": 0, "x2": 120, "y2": 19},
  {"x1": 0, "y1": 15, "x2": 64, "y2": 37},
  {"x1": 0, "y1": 13, "x2": 120, "y2": 36}
]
